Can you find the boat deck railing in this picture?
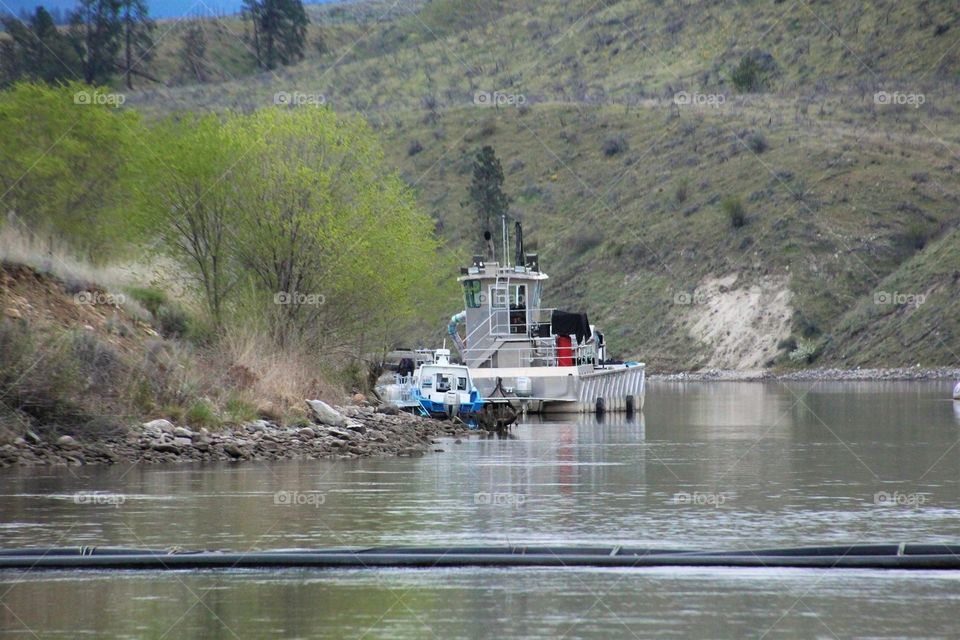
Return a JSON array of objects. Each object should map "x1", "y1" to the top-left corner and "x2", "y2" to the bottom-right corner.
[{"x1": 463, "y1": 340, "x2": 597, "y2": 369}]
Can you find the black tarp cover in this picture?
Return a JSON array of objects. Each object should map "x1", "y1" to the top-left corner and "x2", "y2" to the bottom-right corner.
[{"x1": 551, "y1": 310, "x2": 591, "y2": 343}]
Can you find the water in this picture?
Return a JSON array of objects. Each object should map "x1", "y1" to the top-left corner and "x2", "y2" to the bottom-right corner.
[{"x1": 2, "y1": 381, "x2": 960, "y2": 638}]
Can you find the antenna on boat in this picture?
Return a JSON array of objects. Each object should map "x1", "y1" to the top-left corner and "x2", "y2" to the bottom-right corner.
[
  {"x1": 515, "y1": 221, "x2": 523, "y2": 267},
  {"x1": 501, "y1": 214, "x2": 509, "y2": 267}
]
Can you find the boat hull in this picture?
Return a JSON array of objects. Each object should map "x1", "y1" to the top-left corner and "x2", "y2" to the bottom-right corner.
[{"x1": 470, "y1": 363, "x2": 645, "y2": 414}]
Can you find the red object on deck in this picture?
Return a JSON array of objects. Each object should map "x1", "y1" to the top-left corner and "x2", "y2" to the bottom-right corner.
[{"x1": 556, "y1": 336, "x2": 573, "y2": 366}]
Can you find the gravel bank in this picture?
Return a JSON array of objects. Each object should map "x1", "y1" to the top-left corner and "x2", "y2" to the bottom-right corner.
[{"x1": 0, "y1": 403, "x2": 470, "y2": 467}]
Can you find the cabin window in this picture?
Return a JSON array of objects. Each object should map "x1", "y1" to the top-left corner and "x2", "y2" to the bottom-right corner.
[
  {"x1": 457, "y1": 377, "x2": 467, "y2": 391},
  {"x1": 436, "y1": 374, "x2": 451, "y2": 392},
  {"x1": 463, "y1": 280, "x2": 482, "y2": 308}
]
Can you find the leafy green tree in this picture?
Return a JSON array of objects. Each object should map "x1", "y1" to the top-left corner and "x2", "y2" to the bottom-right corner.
[
  {"x1": 242, "y1": 0, "x2": 309, "y2": 70},
  {"x1": 133, "y1": 114, "x2": 242, "y2": 327},
  {"x1": 0, "y1": 82, "x2": 139, "y2": 258},
  {"x1": 69, "y1": 0, "x2": 123, "y2": 84},
  {"x1": 0, "y1": 7, "x2": 82, "y2": 86},
  {"x1": 467, "y1": 145, "x2": 510, "y2": 254}
]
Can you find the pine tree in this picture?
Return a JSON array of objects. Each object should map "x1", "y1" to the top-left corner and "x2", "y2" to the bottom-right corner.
[
  {"x1": 119, "y1": 0, "x2": 154, "y2": 89},
  {"x1": 69, "y1": 0, "x2": 123, "y2": 84},
  {"x1": 0, "y1": 7, "x2": 82, "y2": 86},
  {"x1": 468, "y1": 146, "x2": 511, "y2": 254},
  {"x1": 178, "y1": 23, "x2": 208, "y2": 83},
  {"x1": 242, "y1": 0, "x2": 308, "y2": 70}
]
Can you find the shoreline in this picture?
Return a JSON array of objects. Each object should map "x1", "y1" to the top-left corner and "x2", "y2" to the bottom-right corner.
[
  {"x1": 0, "y1": 403, "x2": 471, "y2": 468},
  {"x1": 649, "y1": 367, "x2": 960, "y2": 382}
]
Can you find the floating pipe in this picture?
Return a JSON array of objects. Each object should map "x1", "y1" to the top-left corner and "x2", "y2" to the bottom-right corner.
[{"x1": 3, "y1": 544, "x2": 960, "y2": 571}]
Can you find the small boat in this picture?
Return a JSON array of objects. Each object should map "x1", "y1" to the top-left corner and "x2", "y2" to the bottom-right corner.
[{"x1": 379, "y1": 349, "x2": 484, "y2": 420}]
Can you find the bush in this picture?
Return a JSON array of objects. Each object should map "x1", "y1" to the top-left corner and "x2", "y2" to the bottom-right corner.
[
  {"x1": 730, "y1": 55, "x2": 766, "y2": 92},
  {"x1": 407, "y1": 139, "x2": 424, "y2": 156},
  {"x1": 674, "y1": 177, "x2": 689, "y2": 204},
  {"x1": 721, "y1": 196, "x2": 746, "y2": 228},
  {"x1": 128, "y1": 287, "x2": 168, "y2": 316},
  {"x1": 157, "y1": 305, "x2": 190, "y2": 338},
  {"x1": 185, "y1": 399, "x2": 220, "y2": 429},
  {"x1": 602, "y1": 134, "x2": 629, "y2": 156},
  {"x1": 747, "y1": 132, "x2": 767, "y2": 154}
]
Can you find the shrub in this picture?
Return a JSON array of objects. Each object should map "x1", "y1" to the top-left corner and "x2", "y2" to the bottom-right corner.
[
  {"x1": 127, "y1": 287, "x2": 168, "y2": 316},
  {"x1": 788, "y1": 339, "x2": 818, "y2": 364},
  {"x1": 157, "y1": 305, "x2": 190, "y2": 338},
  {"x1": 185, "y1": 399, "x2": 220, "y2": 429},
  {"x1": 602, "y1": 134, "x2": 629, "y2": 156},
  {"x1": 674, "y1": 177, "x2": 689, "y2": 204},
  {"x1": 747, "y1": 132, "x2": 767, "y2": 154},
  {"x1": 721, "y1": 195, "x2": 746, "y2": 228},
  {"x1": 730, "y1": 55, "x2": 766, "y2": 92},
  {"x1": 407, "y1": 139, "x2": 424, "y2": 156}
]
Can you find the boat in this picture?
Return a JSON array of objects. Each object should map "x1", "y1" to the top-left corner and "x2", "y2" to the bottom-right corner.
[
  {"x1": 446, "y1": 222, "x2": 645, "y2": 415},
  {"x1": 379, "y1": 349, "x2": 484, "y2": 420}
]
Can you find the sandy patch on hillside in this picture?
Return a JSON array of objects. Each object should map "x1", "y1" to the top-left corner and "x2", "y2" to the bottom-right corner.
[{"x1": 684, "y1": 273, "x2": 793, "y2": 369}]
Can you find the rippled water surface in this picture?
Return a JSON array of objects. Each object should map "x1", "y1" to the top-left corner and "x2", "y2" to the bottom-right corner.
[{"x1": 3, "y1": 381, "x2": 960, "y2": 638}]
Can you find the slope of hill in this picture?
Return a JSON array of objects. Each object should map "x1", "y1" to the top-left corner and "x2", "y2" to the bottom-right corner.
[{"x1": 126, "y1": 0, "x2": 960, "y2": 370}]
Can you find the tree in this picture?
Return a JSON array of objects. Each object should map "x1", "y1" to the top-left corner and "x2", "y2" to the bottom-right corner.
[
  {"x1": 119, "y1": 0, "x2": 154, "y2": 89},
  {"x1": 242, "y1": 0, "x2": 308, "y2": 70},
  {"x1": 0, "y1": 82, "x2": 139, "y2": 259},
  {"x1": 134, "y1": 114, "x2": 242, "y2": 327},
  {"x1": 467, "y1": 145, "x2": 510, "y2": 255},
  {"x1": 69, "y1": 0, "x2": 123, "y2": 84},
  {"x1": 0, "y1": 7, "x2": 82, "y2": 86},
  {"x1": 178, "y1": 23, "x2": 208, "y2": 83}
]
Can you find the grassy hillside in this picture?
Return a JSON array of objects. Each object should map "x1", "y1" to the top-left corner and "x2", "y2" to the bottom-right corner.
[{"x1": 126, "y1": 0, "x2": 960, "y2": 370}]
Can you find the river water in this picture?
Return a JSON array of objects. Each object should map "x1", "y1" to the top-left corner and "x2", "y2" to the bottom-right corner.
[{"x1": 2, "y1": 381, "x2": 960, "y2": 638}]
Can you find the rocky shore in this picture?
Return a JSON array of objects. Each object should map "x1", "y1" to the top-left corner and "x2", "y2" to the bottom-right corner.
[
  {"x1": 0, "y1": 401, "x2": 471, "y2": 467},
  {"x1": 650, "y1": 367, "x2": 960, "y2": 382}
]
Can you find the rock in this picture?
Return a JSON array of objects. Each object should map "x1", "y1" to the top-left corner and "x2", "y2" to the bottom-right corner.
[
  {"x1": 376, "y1": 405, "x2": 400, "y2": 415},
  {"x1": 56, "y1": 435, "x2": 79, "y2": 448},
  {"x1": 454, "y1": 439, "x2": 462, "y2": 444},
  {"x1": 245, "y1": 420, "x2": 271, "y2": 433},
  {"x1": 297, "y1": 427, "x2": 317, "y2": 439},
  {"x1": 324, "y1": 426, "x2": 354, "y2": 441},
  {"x1": 173, "y1": 437, "x2": 192, "y2": 448},
  {"x1": 152, "y1": 442, "x2": 179, "y2": 453},
  {"x1": 173, "y1": 427, "x2": 194, "y2": 438},
  {"x1": 223, "y1": 443, "x2": 245, "y2": 458},
  {"x1": 352, "y1": 393, "x2": 366, "y2": 405},
  {"x1": 24, "y1": 430, "x2": 42, "y2": 445},
  {"x1": 346, "y1": 422, "x2": 366, "y2": 435},
  {"x1": 12, "y1": 437, "x2": 26, "y2": 447},
  {"x1": 5, "y1": 307, "x2": 21, "y2": 319},
  {"x1": 142, "y1": 419, "x2": 175, "y2": 434},
  {"x1": 305, "y1": 399, "x2": 347, "y2": 427}
]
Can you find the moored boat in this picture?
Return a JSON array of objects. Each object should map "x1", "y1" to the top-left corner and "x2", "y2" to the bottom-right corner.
[{"x1": 447, "y1": 223, "x2": 645, "y2": 415}]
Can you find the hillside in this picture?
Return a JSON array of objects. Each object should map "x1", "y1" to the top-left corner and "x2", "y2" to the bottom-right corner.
[{"x1": 125, "y1": 0, "x2": 960, "y2": 370}]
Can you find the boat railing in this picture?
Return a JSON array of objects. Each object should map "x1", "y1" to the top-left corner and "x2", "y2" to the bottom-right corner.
[{"x1": 462, "y1": 340, "x2": 596, "y2": 368}]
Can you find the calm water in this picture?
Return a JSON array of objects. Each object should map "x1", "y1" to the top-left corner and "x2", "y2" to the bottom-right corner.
[{"x1": 3, "y1": 381, "x2": 960, "y2": 638}]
